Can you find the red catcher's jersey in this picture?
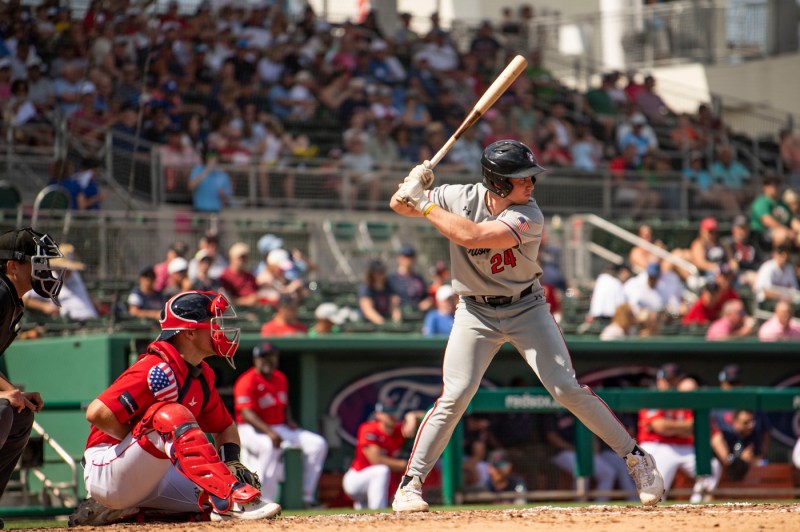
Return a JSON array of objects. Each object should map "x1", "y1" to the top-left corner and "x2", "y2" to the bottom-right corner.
[
  {"x1": 349, "y1": 420, "x2": 405, "y2": 472},
  {"x1": 85, "y1": 341, "x2": 233, "y2": 450},
  {"x1": 637, "y1": 408, "x2": 695, "y2": 445},
  {"x1": 233, "y1": 368, "x2": 288, "y2": 425}
]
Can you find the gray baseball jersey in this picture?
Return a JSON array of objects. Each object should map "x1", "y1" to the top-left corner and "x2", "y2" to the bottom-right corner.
[
  {"x1": 428, "y1": 183, "x2": 543, "y2": 296},
  {"x1": 403, "y1": 181, "x2": 637, "y2": 484}
]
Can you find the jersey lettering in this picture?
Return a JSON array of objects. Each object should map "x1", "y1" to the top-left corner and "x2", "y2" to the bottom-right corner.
[
  {"x1": 467, "y1": 248, "x2": 490, "y2": 257},
  {"x1": 490, "y1": 249, "x2": 518, "y2": 274}
]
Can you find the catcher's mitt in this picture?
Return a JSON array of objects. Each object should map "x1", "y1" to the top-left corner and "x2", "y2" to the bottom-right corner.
[{"x1": 226, "y1": 459, "x2": 262, "y2": 490}]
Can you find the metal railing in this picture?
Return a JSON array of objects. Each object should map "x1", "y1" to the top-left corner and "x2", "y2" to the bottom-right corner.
[{"x1": 441, "y1": 387, "x2": 800, "y2": 505}]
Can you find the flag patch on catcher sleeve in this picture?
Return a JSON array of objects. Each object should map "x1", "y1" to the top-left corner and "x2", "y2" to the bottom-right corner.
[
  {"x1": 148, "y1": 363, "x2": 179, "y2": 402},
  {"x1": 118, "y1": 392, "x2": 138, "y2": 415}
]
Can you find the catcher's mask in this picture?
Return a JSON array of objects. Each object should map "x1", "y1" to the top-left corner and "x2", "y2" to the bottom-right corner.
[
  {"x1": 158, "y1": 291, "x2": 241, "y2": 367},
  {"x1": 481, "y1": 140, "x2": 545, "y2": 198},
  {"x1": 0, "y1": 227, "x2": 64, "y2": 306}
]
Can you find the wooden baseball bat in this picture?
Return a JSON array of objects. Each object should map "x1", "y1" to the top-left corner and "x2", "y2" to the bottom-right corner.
[{"x1": 428, "y1": 55, "x2": 528, "y2": 168}]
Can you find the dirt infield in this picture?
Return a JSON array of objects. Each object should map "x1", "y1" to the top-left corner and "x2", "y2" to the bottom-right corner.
[{"x1": 57, "y1": 503, "x2": 800, "y2": 532}]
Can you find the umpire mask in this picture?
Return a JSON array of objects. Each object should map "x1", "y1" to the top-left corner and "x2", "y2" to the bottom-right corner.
[{"x1": 0, "y1": 227, "x2": 64, "y2": 306}]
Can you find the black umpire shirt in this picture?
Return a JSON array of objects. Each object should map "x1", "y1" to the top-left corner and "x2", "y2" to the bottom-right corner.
[{"x1": 0, "y1": 272, "x2": 24, "y2": 357}]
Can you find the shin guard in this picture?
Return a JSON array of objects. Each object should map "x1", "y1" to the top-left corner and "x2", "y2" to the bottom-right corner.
[{"x1": 135, "y1": 402, "x2": 260, "y2": 513}]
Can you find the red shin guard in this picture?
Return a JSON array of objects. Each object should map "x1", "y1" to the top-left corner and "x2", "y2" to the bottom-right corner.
[{"x1": 134, "y1": 402, "x2": 260, "y2": 512}]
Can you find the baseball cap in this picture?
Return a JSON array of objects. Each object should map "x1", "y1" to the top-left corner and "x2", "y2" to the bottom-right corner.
[
  {"x1": 257, "y1": 233, "x2": 284, "y2": 256},
  {"x1": 488, "y1": 449, "x2": 510, "y2": 468},
  {"x1": 435, "y1": 284, "x2": 455, "y2": 303},
  {"x1": 315, "y1": 302, "x2": 348, "y2": 325},
  {"x1": 733, "y1": 214, "x2": 748, "y2": 227},
  {"x1": 646, "y1": 262, "x2": 661, "y2": 278},
  {"x1": 167, "y1": 257, "x2": 189, "y2": 274},
  {"x1": 374, "y1": 398, "x2": 400, "y2": 416},
  {"x1": 229, "y1": 242, "x2": 250, "y2": 258},
  {"x1": 277, "y1": 294, "x2": 299, "y2": 307},
  {"x1": 700, "y1": 217, "x2": 718, "y2": 232},
  {"x1": 399, "y1": 245, "x2": 416, "y2": 257},
  {"x1": 252, "y1": 341, "x2": 279, "y2": 358},
  {"x1": 718, "y1": 364, "x2": 742, "y2": 385},
  {"x1": 0, "y1": 228, "x2": 37, "y2": 260},
  {"x1": 138, "y1": 265, "x2": 156, "y2": 279},
  {"x1": 656, "y1": 363, "x2": 683, "y2": 382},
  {"x1": 630, "y1": 113, "x2": 647, "y2": 125},
  {"x1": 79, "y1": 81, "x2": 96, "y2": 95},
  {"x1": 267, "y1": 248, "x2": 293, "y2": 270}
]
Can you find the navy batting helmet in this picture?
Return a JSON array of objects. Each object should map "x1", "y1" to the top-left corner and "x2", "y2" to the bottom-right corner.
[{"x1": 481, "y1": 140, "x2": 545, "y2": 198}]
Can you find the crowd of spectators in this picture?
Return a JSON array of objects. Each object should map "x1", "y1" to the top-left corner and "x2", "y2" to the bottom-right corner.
[
  {"x1": 4, "y1": 0, "x2": 792, "y2": 213},
  {"x1": 583, "y1": 168, "x2": 800, "y2": 342}
]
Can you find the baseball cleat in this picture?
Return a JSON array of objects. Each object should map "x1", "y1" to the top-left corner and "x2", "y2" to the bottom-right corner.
[
  {"x1": 209, "y1": 497, "x2": 281, "y2": 521},
  {"x1": 625, "y1": 447, "x2": 665, "y2": 506},
  {"x1": 392, "y1": 476, "x2": 430, "y2": 513},
  {"x1": 68, "y1": 497, "x2": 140, "y2": 527}
]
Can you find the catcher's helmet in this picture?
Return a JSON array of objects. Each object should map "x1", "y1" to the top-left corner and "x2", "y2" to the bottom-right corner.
[
  {"x1": 481, "y1": 140, "x2": 545, "y2": 198},
  {"x1": 158, "y1": 291, "x2": 241, "y2": 367},
  {"x1": 0, "y1": 227, "x2": 64, "y2": 306}
]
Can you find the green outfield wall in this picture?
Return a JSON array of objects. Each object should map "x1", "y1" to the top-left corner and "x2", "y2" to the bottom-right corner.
[{"x1": 3, "y1": 333, "x2": 800, "y2": 503}]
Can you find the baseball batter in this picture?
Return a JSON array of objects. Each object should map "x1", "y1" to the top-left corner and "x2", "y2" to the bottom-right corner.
[
  {"x1": 72, "y1": 291, "x2": 281, "y2": 525},
  {"x1": 390, "y1": 140, "x2": 665, "y2": 511}
]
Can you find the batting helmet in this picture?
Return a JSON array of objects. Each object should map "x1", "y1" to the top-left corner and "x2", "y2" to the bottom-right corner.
[
  {"x1": 158, "y1": 291, "x2": 241, "y2": 367},
  {"x1": 481, "y1": 140, "x2": 545, "y2": 198},
  {"x1": 0, "y1": 227, "x2": 64, "y2": 306}
]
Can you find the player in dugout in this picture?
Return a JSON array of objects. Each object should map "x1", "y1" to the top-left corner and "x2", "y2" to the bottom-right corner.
[
  {"x1": 389, "y1": 140, "x2": 665, "y2": 512},
  {"x1": 71, "y1": 291, "x2": 281, "y2": 526}
]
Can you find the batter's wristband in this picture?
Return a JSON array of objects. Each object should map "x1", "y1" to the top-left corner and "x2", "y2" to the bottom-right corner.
[
  {"x1": 218, "y1": 442, "x2": 241, "y2": 462},
  {"x1": 422, "y1": 203, "x2": 436, "y2": 217}
]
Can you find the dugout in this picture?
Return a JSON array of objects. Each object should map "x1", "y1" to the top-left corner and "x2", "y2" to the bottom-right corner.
[{"x1": 2, "y1": 333, "x2": 800, "y2": 506}]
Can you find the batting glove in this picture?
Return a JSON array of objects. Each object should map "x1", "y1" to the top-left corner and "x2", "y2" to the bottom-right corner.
[
  {"x1": 403, "y1": 160, "x2": 435, "y2": 189},
  {"x1": 398, "y1": 180, "x2": 434, "y2": 215}
]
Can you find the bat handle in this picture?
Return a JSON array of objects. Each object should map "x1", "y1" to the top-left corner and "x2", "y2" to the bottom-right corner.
[{"x1": 429, "y1": 137, "x2": 457, "y2": 169}]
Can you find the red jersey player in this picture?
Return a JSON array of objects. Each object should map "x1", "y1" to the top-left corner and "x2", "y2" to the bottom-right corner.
[
  {"x1": 342, "y1": 401, "x2": 423, "y2": 509},
  {"x1": 71, "y1": 291, "x2": 281, "y2": 525},
  {"x1": 234, "y1": 342, "x2": 328, "y2": 505}
]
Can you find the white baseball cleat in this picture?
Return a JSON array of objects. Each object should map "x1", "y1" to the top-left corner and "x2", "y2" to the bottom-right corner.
[
  {"x1": 625, "y1": 447, "x2": 665, "y2": 506},
  {"x1": 392, "y1": 476, "x2": 430, "y2": 513},
  {"x1": 210, "y1": 497, "x2": 282, "y2": 521}
]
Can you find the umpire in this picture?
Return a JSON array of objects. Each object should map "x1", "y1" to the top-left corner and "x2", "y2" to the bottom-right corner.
[{"x1": 0, "y1": 228, "x2": 64, "y2": 512}]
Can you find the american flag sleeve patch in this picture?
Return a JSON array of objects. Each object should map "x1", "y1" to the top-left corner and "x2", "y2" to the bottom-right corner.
[
  {"x1": 512, "y1": 216, "x2": 530, "y2": 233},
  {"x1": 148, "y1": 363, "x2": 179, "y2": 402}
]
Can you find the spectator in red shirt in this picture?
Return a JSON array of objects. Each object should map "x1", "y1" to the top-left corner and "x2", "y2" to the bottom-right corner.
[
  {"x1": 153, "y1": 241, "x2": 189, "y2": 293},
  {"x1": 219, "y1": 242, "x2": 259, "y2": 307},
  {"x1": 234, "y1": 342, "x2": 328, "y2": 506},
  {"x1": 682, "y1": 266, "x2": 739, "y2": 325},
  {"x1": 260, "y1": 295, "x2": 308, "y2": 336},
  {"x1": 342, "y1": 401, "x2": 422, "y2": 510}
]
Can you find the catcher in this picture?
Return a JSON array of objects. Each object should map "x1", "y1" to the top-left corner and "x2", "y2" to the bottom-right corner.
[{"x1": 71, "y1": 290, "x2": 281, "y2": 526}]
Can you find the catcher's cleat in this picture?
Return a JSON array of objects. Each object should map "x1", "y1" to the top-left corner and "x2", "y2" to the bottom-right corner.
[
  {"x1": 209, "y1": 497, "x2": 281, "y2": 521},
  {"x1": 392, "y1": 475, "x2": 429, "y2": 513},
  {"x1": 625, "y1": 447, "x2": 665, "y2": 506},
  {"x1": 68, "y1": 497, "x2": 140, "y2": 527}
]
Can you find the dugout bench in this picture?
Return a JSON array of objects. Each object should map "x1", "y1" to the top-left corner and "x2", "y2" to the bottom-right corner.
[{"x1": 440, "y1": 387, "x2": 800, "y2": 505}]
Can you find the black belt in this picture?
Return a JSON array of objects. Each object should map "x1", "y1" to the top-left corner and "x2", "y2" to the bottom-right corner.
[{"x1": 467, "y1": 284, "x2": 535, "y2": 307}]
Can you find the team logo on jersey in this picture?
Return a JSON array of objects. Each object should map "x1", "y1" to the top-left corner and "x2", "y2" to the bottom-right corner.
[{"x1": 328, "y1": 367, "x2": 496, "y2": 446}]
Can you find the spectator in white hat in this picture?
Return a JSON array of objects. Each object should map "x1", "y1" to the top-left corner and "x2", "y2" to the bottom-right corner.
[
  {"x1": 422, "y1": 284, "x2": 456, "y2": 336},
  {"x1": 309, "y1": 302, "x2": 350, "y2": 336}
]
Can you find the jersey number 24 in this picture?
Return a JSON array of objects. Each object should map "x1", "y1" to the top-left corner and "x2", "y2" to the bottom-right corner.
[{"x1": 490, "y1": 249, "x2": 517, "y2": 274}]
